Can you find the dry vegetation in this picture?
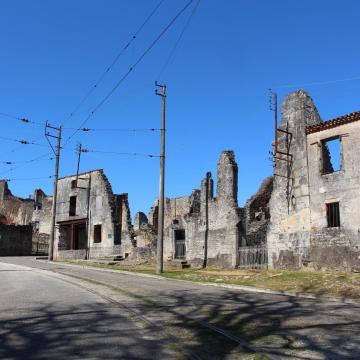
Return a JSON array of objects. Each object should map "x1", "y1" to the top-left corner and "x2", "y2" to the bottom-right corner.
[{"x1": 64, "y1": 260, "x2": 360, "y2": 300}]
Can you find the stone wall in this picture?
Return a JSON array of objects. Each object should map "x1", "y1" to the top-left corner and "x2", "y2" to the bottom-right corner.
[
  {"x1": 147, "y1": 151, "x2": 241, "y2": 268},
  {"x1": 54, "y1": 170, "x2": 134, "y2": 260},
  {"x1": 306, "y1": 120, "x2": 360, "y2": 271},
  {"x1": 0, "y1": 224, "x2": 32, "y2": 256},
  {"x1": 0, "y1": 180, "x2": 34, "y2": 225},
  {"x1": 267, "y1": 90, "x2": 322, "y2": 269},
  {"x1": 267, "y1": 89, "x2": 360, "y2": 271},
  {"x1": 242, "y1": 177, "x2": 273, "y2": 246}
]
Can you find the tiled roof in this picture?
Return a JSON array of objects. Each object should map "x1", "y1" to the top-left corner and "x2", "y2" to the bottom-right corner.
[{"x1": 306, "y1": 110, "x2": 360, "y2": 134}]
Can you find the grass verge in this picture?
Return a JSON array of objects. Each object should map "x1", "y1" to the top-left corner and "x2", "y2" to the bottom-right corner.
[{"x1": 61, "y1": 259, "x2": 360, "y2": 300}]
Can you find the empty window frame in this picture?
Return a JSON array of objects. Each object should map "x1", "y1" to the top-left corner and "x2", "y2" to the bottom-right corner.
[
  {"x1": 94, "y1": 224, "x2": 102, "y2": 243},
  {"x1": 34, "y1": 203, "x2": 42, "y2": 210},
  {"x1": 326, "y1": 202, "x2": 340, "y2": 228},
  {"x1": 174, "y1": 229, "x2": 185, "y2": 241},
  {"x1": 69, "y1": 196, "x2": 77, "y2": 216},
  {"x1": 71, "y1": 179, "x2": 77, "y2": 189},
  {"x1": 321, "y1": 137, "x2": 341, "y2": 174}
]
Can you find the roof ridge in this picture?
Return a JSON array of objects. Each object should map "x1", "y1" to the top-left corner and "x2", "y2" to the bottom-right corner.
[{"x1": 306, "y1": 110, "x2": 360, "y2": 134}]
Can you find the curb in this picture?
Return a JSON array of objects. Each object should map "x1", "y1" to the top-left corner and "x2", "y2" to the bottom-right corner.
[{"x1": 38, "y1": 259, "x2": 360, "y2": 306}]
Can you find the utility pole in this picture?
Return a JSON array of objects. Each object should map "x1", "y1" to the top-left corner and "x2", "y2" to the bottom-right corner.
[
  {"x1": 155, "y1": 81, "x2": 166, "y2": 274},
  {"x1": 75, "y1": 143, "x2": 82, "y2": 187},
  {"x1": 45, "y1": 121, "x2": 62, "y2": 261}
]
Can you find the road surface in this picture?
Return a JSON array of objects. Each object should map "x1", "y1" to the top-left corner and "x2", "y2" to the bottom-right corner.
[{"x1": 0, "y1": 256, "x2": 359, "y2": 360}]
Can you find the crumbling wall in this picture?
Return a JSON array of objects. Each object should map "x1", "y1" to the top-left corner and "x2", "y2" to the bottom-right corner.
[
  {"x1": 242, "y1": 177, "x2": 273, "y2": 246},
  {"x1": 306, "y1": 120, "x2": 360, "y2": 271},
  {"x1": 147, "y1": 151, "x2": 241, "y2": 268},
  {"x1": 0, "y1": 224, "x2": 32, "y2": 256},
  {"x1": 267, "y1": 89, "x2": 360, "y2": 271},
  {"x1": 267, "y1": 90, "x2": 322, "y2": 269},
  {"x1": 133, "y1": 212, "x2": 156, "y2": 248},
  {"x1": 0, "y1": 180, "x2": 34, "y2": 225},
  {"x1": 113, "y1": 193, "x2": 134, "y2": 255},
  {"x1": 54, "y1": 170, "x2": 134, "y2": 260},
  {"x1": 32, "y1": 190, "x2": 52, "y2": 253}
]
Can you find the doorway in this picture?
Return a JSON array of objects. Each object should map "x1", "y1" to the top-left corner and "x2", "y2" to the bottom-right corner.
[{"x1": 174, "y1": 229, "x2": 186, "y2": 259}]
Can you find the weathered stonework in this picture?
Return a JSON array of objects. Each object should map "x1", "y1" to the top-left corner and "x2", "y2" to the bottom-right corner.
[
  {"x1": 0, "y1": 224, "x2": 32, "y2": 256},
  {"x1": 147, "y1": 151, "x2": 241, "y2": 268},
  {"x1": 242, "y1": 177, "x2": 273, "y2": 246},
  {"x1": 267, "y1": 90, "x2": 360, "y2": 271},
  {"x1": 0, "y1": 180, "x2": 34, "y2": 225},
  {"x1": 53, "y1": 169, "x2": 133, "y2": 260}
]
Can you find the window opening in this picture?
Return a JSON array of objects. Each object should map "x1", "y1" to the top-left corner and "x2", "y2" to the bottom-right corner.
[
  {"x1": 322, "y1": 137, "x2": 341, "y2": 174},
  {"x1": 326, "y1": 202, "x2": 340, "y2": 227},
  {"x1": 94, "y1": 224, "x2": 102, "y2": 243},
  {"x1": 69, "y1": 196, "x2": 77, "y2": 216}
]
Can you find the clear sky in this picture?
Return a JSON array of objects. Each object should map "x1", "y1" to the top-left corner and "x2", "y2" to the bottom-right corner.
[{"x1": 1, "y1": 0, "x2": 360, "y2": 217}]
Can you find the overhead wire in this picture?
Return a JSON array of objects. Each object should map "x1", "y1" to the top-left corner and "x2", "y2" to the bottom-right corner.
[
  {"x1": 158, "y1": 0, "x2": 200, "y2": 78},
  {"x1": 0, "y1": 135, "x2": 48, "y2": 147},
  {"x1": 5, "y1": 175, "x2": 53, "y2": 182},
  {"x1": 0, "y1": 111, "x2": 46, "y2": 126},
  {"x1": 62, "y1": 126, "x2": 161, "y2": 132},
  {"x1": 81, "y1": 147, "x2": 159, "y2": 158},
  {"x1": 63, "y1": 0, "x2": 194, "y2": 147},
  {"x1": 0, "y1": 153, "x2": 53, "y2": 177},
  {"x1": 0, "y1": 156, "x2": 54, "y2": 165},
  {"x1": 60, "y1": 0, "x2": 165, "y2": 127},
  {"x1": 275, "y1": 75, "x2": 360, "y2": 89}
]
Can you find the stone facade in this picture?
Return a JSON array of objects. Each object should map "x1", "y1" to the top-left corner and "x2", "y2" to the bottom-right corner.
[
  {"x1": 147, "y1": 151, "x2": 241, "y2": 268},
  {"x1": 53, "y1": 169, "x2": 133, "y2": 260},
  {"x1": 242, "y1": 177, "x2": 273, "y2": 247},
  {"x1": 0, "y1": 180, "x2": 34, "y2": 225},
  {"x1": 0, "y1": 181, "x2": 51, "y2": 254},
  {"x1": 267, "y1": 90, "x2": 360, "y2": 271},
  {"x1": 0, "y1": 224, "x2": 32, "y2": 256}
]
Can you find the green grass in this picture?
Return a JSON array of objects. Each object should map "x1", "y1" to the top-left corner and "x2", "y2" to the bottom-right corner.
[{"x1": 61, "y1": 259, "x2": 360, "y2": 299}]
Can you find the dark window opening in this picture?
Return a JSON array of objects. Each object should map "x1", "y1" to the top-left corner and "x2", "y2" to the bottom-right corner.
[
  {"x1": 322, "y1": 137, "x2": 341, "y2": 174},
  {"x1": 326, "y1": 202, "x2": 340, "y2": 228},
  {"x1": 114, "y1": 224, "x2": 121, "y2": 245},
  {"x1": 34, "y1": 203, "x2": 42, "y2": 210},
  {"x1": 94, "y1": 224, "x2": 102, "y2": 243},
  {"x1": 71, "y1": 179, "x2": 77, "y2": 189},
  {"x1": 175, "y1": 229, "x2": 185, "y2": 241},
  {"x1": 69, "y1": 196, "x2": 77, "y2": 216}
]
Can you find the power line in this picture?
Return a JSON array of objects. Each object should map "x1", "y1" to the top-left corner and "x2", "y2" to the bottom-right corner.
[
  {"x1": 82, "y1": 148, "x2": 159, "y2": 158},
  {"x1": 0, "y1": 135, "x2": 48, "y2": 147},
  {"x1": 0, "y1": 153, "x2": 52, "y2": 176},
  {"x1": 0, "y1": 156, "x2": 54, "y2": 165},
  {"x1": 0, "y1": 112, "x2": 45, "y2": 126},
  {"x1": 158, "y1": 0, "x2": 200, "y2": 78},
  {"x1": 5, "y1": 175, "x2": 53, "y2": 182},
  {"x1": 275, "y1": 75, "x2": 360, "y2": 89},
  {"x1": 60, "y1": 0, "x2": 165, "y2": 127},
  {"x1": 64, "y1": 0, "x2": 194, "y2": 146},
  {"x1": 62, "y1": 126, "x2": 161, "y2": 132}
]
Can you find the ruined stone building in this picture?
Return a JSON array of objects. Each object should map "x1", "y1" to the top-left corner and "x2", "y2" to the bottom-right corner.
[
  {"x1": 0, "y1": 180, "x2": 49, "y2": 255},
  {"x1": 0, "y1": 180, "x2": 34, "y2": 225},
  {"x1": 136, "y1": 151, "x2": 242, "y2": 267},
  {"x1": 267, "y1": 90, "x2": 360, "y2": 271},
  {"x1": 53, "y1": 169, "x2": 133, "y2": 260}
]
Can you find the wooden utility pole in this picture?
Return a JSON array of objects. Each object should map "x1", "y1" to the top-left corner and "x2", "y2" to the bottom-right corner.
[
  {"x1": 45, "y1": 122, "x2": 62, "y2": 261},
  {"x1": 155, "y1": 81, "x2": 166, "y2": 274},
  {"x1": 75, "y1": 143, "x2": 82, "y2": 187}
]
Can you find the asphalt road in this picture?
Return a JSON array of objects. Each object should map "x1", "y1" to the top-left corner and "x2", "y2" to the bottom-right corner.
[{"x1": 1, "y1": 257, "x2": 360, "y2": 360}]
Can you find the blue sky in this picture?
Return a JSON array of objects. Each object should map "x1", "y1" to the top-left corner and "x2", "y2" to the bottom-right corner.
[{"x1": 1, "y1": 0, "x2": 360, "y2": 217}]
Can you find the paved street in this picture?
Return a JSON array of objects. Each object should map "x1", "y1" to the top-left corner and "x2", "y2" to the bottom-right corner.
[{"x1": 1, "y1": 257, "x2": 360, "y2": 359}]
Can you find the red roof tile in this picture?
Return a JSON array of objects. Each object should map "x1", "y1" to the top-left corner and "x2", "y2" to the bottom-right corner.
[{"x1": 306, "y1": 110, "x2": 360, "y2": 134}]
